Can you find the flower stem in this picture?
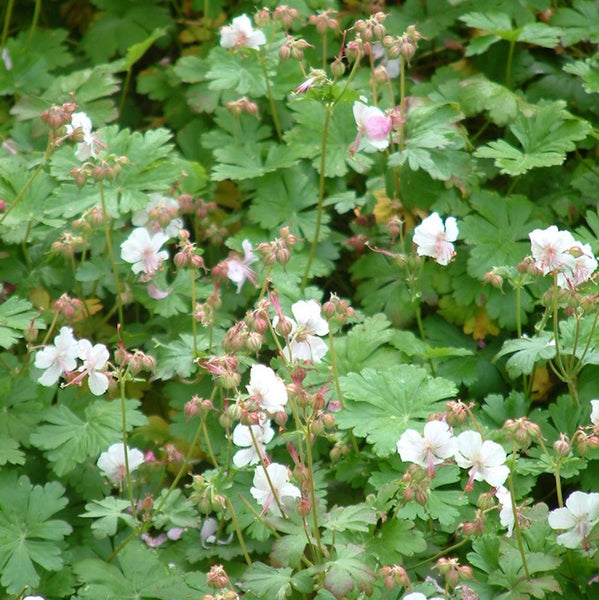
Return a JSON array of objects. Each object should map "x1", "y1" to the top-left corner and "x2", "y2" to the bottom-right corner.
[
  {"x1": 508, "y1": 443, "x2": 530, "y2": 579},
  {"x1": 99, "y1": 181, "x2": 124, "y2": 327},
  {"x1": 119, "y1": 371, "x2": 137, "y2": 516},
  {"x1": 304, "y1": 420, "x2": 325, "y2": 560},
  {"x1": 27, "y1": 0, "x2": 41, "y2": 46},
  {"x1": 225, "y1": 497, "x2": 252, "y2": 566},
  {"x1": 301, "y1": 106, "x2": 332, "y2": 290},
  {"x1": 0, "y1": 0, "x2": 14, "y2": 50},
  {"x1": 505, "y1": 40, "x2": 515, "y2": 89},
  {"x1": 259, "y1": 54, "x2": 283, "y2": 142},
  {"x1": 190, "y1": 268, "x2": 198, "y2": 356}
]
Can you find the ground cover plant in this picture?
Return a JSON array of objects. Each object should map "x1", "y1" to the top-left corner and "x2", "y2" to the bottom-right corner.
[{"x1": 2, "y1": 0, "x2": 599, "y2": 599}]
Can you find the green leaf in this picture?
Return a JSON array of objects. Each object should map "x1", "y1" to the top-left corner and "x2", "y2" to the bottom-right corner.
[
  {"x1": 495, "y1": 333, "x2": 556, "y2": 378},
  {"x1": 74, "y1": 540, "x2": 207, "y2": 599},
  {"x1": 337, "y1": 365, "x2": 457, "y2": 456},
  {"x1": 390, "y1": 101, "x2": 470, "y2": 181},
  {"x1": 0, "y1": 473, "x2": 71, "y2": 594},
  {"x1": 564, "y1": 56, "x2": 599, "y2": 94},
  {"x1": 322, "y1": 544, "x2": 375, "y2": 599},
  {"x1": 460, "y1": 191, "x2": 543, "y2": 279},
  {"x1": 151, "y1": 489, "x2": 198, "y2": 529},
  {"x1": 247, "y1": 166, "x2": 326, "y2": 239},
  {"x1": 366, "y1": 519, "x2": 426, "y2": 564},
  {"x1": 241, "y1": 563, "x2": 298, "y2": 600},
  {"x1": 113, "y1": 28, "x2": 167, "y2": 72},
  {"x1": 457, "y1": 75, "x2": 522, "y2": 126},
  {"x1": 206, "y1": 47, "x2": 268, "y2": 96},
  {"x1": 0, "y1": 296, "x2": 43, "y2": 349},
  {"x1": 323, "y1": 503, "x2": 378, "y2": 533},
  {"x1": 0, "y1": 437, "x2": 25, "y2": 466},
  {"x1": 153, "y1": 334, "x2": 197, "y2": 380},
  {"x1": 81, "y1": 497, "x2": 137, "y2": 538},
  {"x1": 474, "y1": 102, "x2": 591, "y2": 175},
  {"x1": 30, "y1": 396, "x2": 147, "y2": 476},
  {"x1": 553, "y1": 0, "x2": 599, "y2": 46}
]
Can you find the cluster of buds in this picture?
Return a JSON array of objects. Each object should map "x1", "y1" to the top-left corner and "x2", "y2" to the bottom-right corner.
[
  {"x1": 200, "y1": 354, "x2": 240, "y2": 389},
  {"x1": 354, "y1": 12, "x2": 388, "y2": 41},
  {"x1": 346, "y1": 233, "x2": 369, "y2": 254},
  {"x1": 55, "y1": 293, "x2": 85, "y2": 321},
  {"x1": 70, "y1": 155, "x2": 128, "y2": 187},
  {"x1": 273, "y1": 5, "x2": 300, "y2": 28},
  {"x1": 383, "y1": 25, "x2": 424, "y2": 63},
  {"x1": 380, "y1": 565, "x2": 410, "y2": 591},
  {"x1": 207, "y1": 564, "x2": 232, "y2": 590},
  {"x1": 484, "y1": 270, "x2": 504, "y2": 291},
  {"x1": 504, "y1": 417, "x2": 541, "y2": 450},
  {"x1": 345, "y1": 36, "x2": 365, "y2": 63},
  {"x1": 178, "y1": 194, "x2": 217, "y2": 219},
  {"x1": 322, "y1": 293, "x2": 355, "y2": 324},
  {"x1": 444, "y1": 400, "x2": 471, "y2": 426},
  {"x1": 256, "y1": 226, "x2": 298, "y2": 265},
  {"x1": 435, "y1": 557, "x2": 473, "y2": 589},
  {"x1": 458, "y1": 508, "x2": 487, "y2": 537},
  {"x1": 174, "y1": 230, "x2": 206, "y2": 270},
  {"x1": 114, "y1": 343, "x2": 156, "y2": 375},
  {"x1": 280, "y1": 36, "x2": 313, "y2": 61},
  {"x1": 386, "y1": 215, "x2": 404, "y2": 241},
  {"x1": 201, "y1": 592, "x2": 239, "y2": 600},
  {"x1": 194, "y1": 289, "x2": 221, "y2": 327},
  {"x1": 73, "y1": 206, "x2": 105, "y2": 232},
  {"x1": 41, "y1": 102, "x2": 77, "y2": 131},
  {"x1": 226, "y1": 97, "x2": 259, "y2": 117},
  {"x1": 402, "y1": 464, "x2": 431, "y2": 505},
  {"x1": 254, "y1": 7, "x2": 270, "y2": 27},
  {"x1": 294, "y1": 68, "x2": 329, "y2": 94},
  {"x1": 189, "y1": 471, "x2": 227, "y2": 514},
  {"x1": 184, "y1": 395, "x2": 214, "y2": 420},
  {"x1": 572, "y1": 428, "x2": 599, "y2": 455},
  {"x1": 309, "y1": 9, "x2": 339, "y2": 34},
  {"x1": 310, "y1": 410, "x2": 335, "y2": 436},
  {"x1": 51, "y1": 232, "x2": 86, "y2": 258}
]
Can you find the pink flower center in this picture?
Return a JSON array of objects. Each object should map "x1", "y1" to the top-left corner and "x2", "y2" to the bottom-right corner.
[{"x1": 364, "y1": 114, "x2": 392, "y2": 141}]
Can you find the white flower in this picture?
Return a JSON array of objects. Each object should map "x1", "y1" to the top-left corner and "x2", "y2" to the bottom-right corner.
[
  {"x1": 556, "y1": 242, "x2": 597, "y2": 289},
  {"x1": 246, "y1": 364, "x2": 288, "y2": 413},
  {"x1": 232, "y1": 417, "x2": 275, "y2": 467},
  {"x1": 132, "y1": 193, "x2": 183, "y2": 239},
  {"x1": 454, "y1": 430, "x2": 509, "y2": 490},
  {"x1": 34, "y1": 326, "x2": 79, "y2": 386},
  {"x1": 350, "y1": 101, "x2": 392, "y2": 153},
  {"x1": 23, "y1": 597, "x2": 45, "y2": 600},
  {"x1": 495, "y1": 486, "x2": 515, "y2": 537},
  {"x1": 121, "y1": 227, "x2": 169, "y2": 277},
  {"x1": 200, "y1": 517, "x2": 234, "y2": 548},
  {"x1": 228, "y1": 239, "x2": 258, "y2": 293},
  {"x1": 277, "y1": 300, "x2": 329, "y2": 363},
  {"x1": 250, "y1": 462, "x2": 300, "y2": 516},
  {"x1": 402, "y1": 593, "x2": 443, "y2": 600},
  {"x1": 220, "y1": 14, "x2": 266, "y2": 50},
  {"x1": 529, "y1": 226, "x2": 576, "y2": 276},
  {"x1": 77, "y1": 339, "x2": 110, "y2": 396},
  {"x1": 548, "y1": 491, "x2": 599, "y2": 548},
  {"x1": 66, "y1": 111, "x2": 98, "y2": 161},
  {"x1": 97, "y1": 442, "x2": 145, "y2": 483},
  {"x1": 591, "y1": 399, "x2": 599, "y2": 427},
  {"x1": 413, "y1": 212, "x2": 459, "y2": 266},
  {"x1": 396, "y1": 420, "x2": 457, "y2": 477}
]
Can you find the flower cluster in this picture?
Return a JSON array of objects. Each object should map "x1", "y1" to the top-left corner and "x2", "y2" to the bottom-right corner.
[
  {"x1": 529, "y1": 225, "x2": 597, "y2": 289},
  {"x1": 397, "y1": 423, "x2": 509, "y2": 490},
  {"x1": 66, "y1": 111, "x2": 99, "y2": 161},
  {"x1": 34, "y1": 326, "x2": 110, "y2": 395}
]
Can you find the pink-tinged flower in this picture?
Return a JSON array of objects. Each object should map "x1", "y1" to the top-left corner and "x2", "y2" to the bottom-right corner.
[
  {"x1": 77, "y1": 339, "x2": 110, "y2": 396},
  {"x1": 276, "y1": 300, "x2": 329, "y2": 363},
  {"x1": 495, "y1": 486, "x2": 515, "y2": 537},
  {"x1": 350, "y1": 101, "x2": 392, "y2": 153},
  {"x1": 97, "y1": 442, "x2": 145, "y2": 483},
  {"x1": 34, "y1": 326, "x2": 79, "y2": 386},
  {"x1": 200, "y1": 517, "x2": 234, "y2": 548},
  {"x1": 403, "y1": 594, "x2": 444, "y2": 600},
  {"x1": 413, "y1": 212, "x2": 459, "y2": 266},
  {"x1": 141, "y1": 532, "x2": 168, "y2": 548},
  {"x1": 454, "y1": 431, "x2": 509, "y2": 490},
  {"x1": 529, "y1": 226, "x2": 576, "y2": 276},
  {"x1": 591, "y1": 400, "x2": 599, "y2": 428},
  {"x1": 220, "y1": 14, "x2": 266, "y2": 50},
  {"x1": 548, "y1": 491, "x2": 599, "y2": 549},
  {"x1": 246, "y1": 364, "x2": 288, "y2": 413},
  {"x1": 227, "y1": 239, "x2": 258, "y2": 293},
  {"x1": 556, "y1": 242, "x2": 597, "y2": 289},
  {"x1": 250, "y1": 462, "x2": 301, "y2": 516},
  {"x1": 397, "y1": 420, "x2": 457, "y2": 477},
  {"x1": 132, "y1": 193, "x2": 183, "y2": 239},
  {"x1": 121, "y1": 227, "x2": 169, "y2": 277},
  {"x1": 66, "y1": 112, "x2": 98, "y2": 161},
  {"x1": 232, "y1": 417, "x2": 275, "y2": 467},
  {"x1": 147, "y1": 283, "x2": 171, "y2": 300}
]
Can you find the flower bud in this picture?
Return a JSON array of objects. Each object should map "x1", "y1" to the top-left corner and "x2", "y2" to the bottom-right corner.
[
  {"x1": 297, "y1": 495, "x2": 312, "y2": 517},
  {"x1": 207, "y1": 564, "x2": 229, "y2": 589},
  {"x1": 330, "y1": 56, "x2": 345, "y2": 78},
  {"x1": 553, "y1": 433, "x2": 571, "y2": 457}
]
